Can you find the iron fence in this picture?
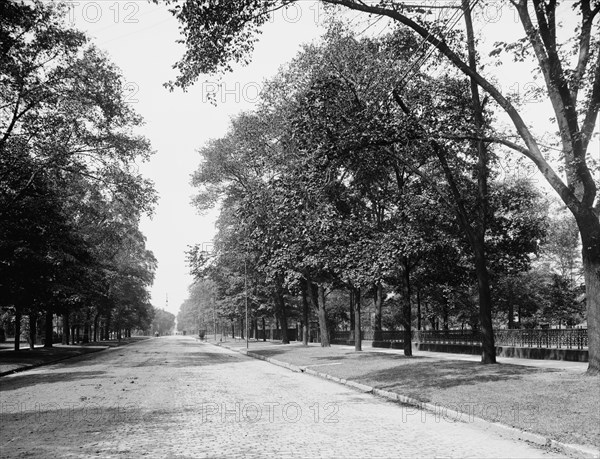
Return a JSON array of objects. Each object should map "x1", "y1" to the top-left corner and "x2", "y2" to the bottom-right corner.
[
  {"x1": 330, "y1": 330, "x2": 377, "y2": 342},
  {"x1": 414, "y1": 329, "x2": 481, "y2": 346},
  {"x1": 332, "y1": 328, "x2": 588, "y2": 349},
  {"x1": 493, "y1": 328, "x2": 587, "y2": 349}
]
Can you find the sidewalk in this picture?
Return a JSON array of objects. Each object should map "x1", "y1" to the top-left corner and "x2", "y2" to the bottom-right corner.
[
  {"x1": 0, "y1": 337, "x2": 150, "y2": 377},
  {"x1": 371, "y1": 344, "x2": 587, "y2": 372},
  {"x1": 209, "y1": 338, "x2": 599, "y2": 458},
  {"x1": 209, "y1": 337, "x2": 588, "y2": 371}
]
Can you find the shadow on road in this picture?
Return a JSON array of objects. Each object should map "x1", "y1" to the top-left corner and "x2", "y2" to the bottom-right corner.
[{"x1": 0, "y1": 370, "x2": 108, "y2": 391}]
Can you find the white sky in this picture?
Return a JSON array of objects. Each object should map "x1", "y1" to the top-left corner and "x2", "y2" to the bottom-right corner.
[
  {"x1": 70, "y1": 1, "x2": 325, "y2": 315},
  {"x1": 69, "y1": 1, "x2": 598, "y2": 317}
]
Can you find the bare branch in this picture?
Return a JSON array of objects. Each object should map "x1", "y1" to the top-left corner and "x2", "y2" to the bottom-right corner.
[
  {"x1": 581, "y1": 37, "x2": 600, "y2": 154},
  {"x1": 572, "y1": 0, "x2": 596, "y2": 101},
  {"x1": 385, "y1": 146, "x2": 455, "y2": 210},
  {"x1": 437, "y1": 134, "x2": 534, "y2": 158}
]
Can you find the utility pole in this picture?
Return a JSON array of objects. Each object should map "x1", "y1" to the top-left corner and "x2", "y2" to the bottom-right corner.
[
  {"x1": 245, "y1": 257, "x2": 249, "y2": 349},
  {"x1": 213, "y1": 293, "x2": 216, "y2": 341}
]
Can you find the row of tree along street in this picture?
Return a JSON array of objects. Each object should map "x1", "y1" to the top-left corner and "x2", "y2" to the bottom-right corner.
[
  {"x1": 179, "y1": 24, "x2": 583, "y2": 353},
  {"x1": 166, "y1": 1, "x2": 600, "y2": 374},
  {"x1": 0, "y1": 1, "x2": 159, "y2": 349}
]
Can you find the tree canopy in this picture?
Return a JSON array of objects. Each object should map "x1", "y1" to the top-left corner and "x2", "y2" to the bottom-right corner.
[
  {"x1": 161, "y1": 0, "x2": 600, "y2": 373},
  {"x1": 0, "y1": 1, "x2": 157, "y2": 348}
]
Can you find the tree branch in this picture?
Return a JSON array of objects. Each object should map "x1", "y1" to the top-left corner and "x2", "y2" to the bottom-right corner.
[
  {"x1": 387, "y1": 146, "x2": 455, "y2": 211},
  {"x1": 437, "y1": 134, "x2": 534, "y2": 158},
  {"x1": 389, "y1": 90, "x2": 476, "y2": 243},
  {"x1": 516, "y1": 0, "x2": 579, "y2": 157},
  {"x1": 571, "y1": 0, "x2": 596, "y2": 101},
  {"x1": 320, "y1": 0, "x2": 581, "y2": 214},
  {"x1": 581, "y1": 42, "x2": 600, "y2": 155}
]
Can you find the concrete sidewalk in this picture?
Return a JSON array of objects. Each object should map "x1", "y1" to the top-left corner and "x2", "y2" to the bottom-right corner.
[
  {"x1": 365, "y1": 343, "x2": 586, "y2": 371},
  {"x1": 209, "y1": 337, "x2": 588, "y2": 372}
]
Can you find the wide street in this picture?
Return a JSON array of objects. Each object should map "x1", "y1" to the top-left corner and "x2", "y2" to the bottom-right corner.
[{"x1": 1, "y1": 336, "x2": 562, "y2": 458}]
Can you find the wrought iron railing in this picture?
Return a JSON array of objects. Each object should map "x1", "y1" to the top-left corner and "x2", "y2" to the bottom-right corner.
[
  {"x1": 331, "y1": 331, "x2": 351, "y2": 342},
  {"x1": 412, "y1": 328, "x2": 587, "y2": 349},
  {"x1": 374, "y1": 330, "x2": 404, "y2": 342},
  {"x1": 332, "y1": 328, "x2": 588, "y2": 349},
  {"x1": 331, "y1": 330, "x2": 374, "y2": 342},
  {"x1": 414, "y1": 329, "x2": 482, "y2": 346},
  {"x1": 331, "y1": 330, "x2": 401, "y2": 342},
  {"x1": 493, "y1": 328, "x2": 587, "y2": 349}
]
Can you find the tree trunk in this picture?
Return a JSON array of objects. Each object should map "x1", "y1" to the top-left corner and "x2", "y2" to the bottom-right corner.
[
  {"x1": 430, "y1": 315, "x2": 437, "y2": 331},
  {"x1": 93, "y1": 313, "x2": 100, "y2": 342},
  {"x1": 231, "y1": 322, "x2": 235, "y2": 339},
  {"x1": 474, "y1": 242, "x2": 496, "y2": 363},
  {"x1": 44, "y1": 310, "x2": 53, "y2": 348},
  {"x1": 14, "y1": 307, "x2": 21, "y2": 351},
  {"x1": 373, "y1": 283, "x2": 383, "y2": 341},
  {"x1": 104, "y1": 314, "x2": 111, "y2": 340},
  {"x1": 82, "y1": 322, "x2": 90, "y2": 344},
  {"x1": 374, "y1": 282, "x2": 383, "y2": 333},
  {"x1": 29, "y1": 313, "x2": 36, "y2": 350},
  {"x1": 442, "y1": 303, "x2": 449, "y2": 331},
  {"x1": 354, "y1": 287, "x2": 362, "y2": 352},
  {"x1": 316, "y1": 284, "x2": 330, "y2": 347},
  {"x1": 584, "y1": 256, "x2": 599, "y2": 374},
  {"x1": 401, "y1": 259, "x2": 412, "y2": 357},
  {"x1": 62, "y1": 313, "x2": 70, "y2": 345},
  {"x1": 416, "y1": 287, "x2": 421, "y2": 331},
  {"x1": 273, "y1": 287, "x2": 289, "y2": 344},
  {"x1": 579, "y1": 216, "x2": 600, "y2": 374},
  {"x1": 280, "y1": 306, "x2": 289, "y2": 343},
  {"x1": 508, "y1": 282, "x2": 515, "y2": 329},
  {"x1": 306, "y1": 276, "x2": 330, "y2": 347},
  {"x1": 349, "y1": 288, "x2": 355, "y2": 337},
  {"x1": 262, "y1": 317, "x2": 266, "y2": 341},
  {"x1": 465, "y1": 0, "x2": 496, "y2": 364},
  {"x1": 301, "y1": 282, "x2": 309, "y2": 346}
]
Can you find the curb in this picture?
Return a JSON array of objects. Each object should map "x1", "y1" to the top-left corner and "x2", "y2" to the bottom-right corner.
[{"x1": 212, "y1": 341, "x2": 599, "y2": 459}]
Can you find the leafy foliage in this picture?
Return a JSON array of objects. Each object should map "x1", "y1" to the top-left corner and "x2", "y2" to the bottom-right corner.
[
  {"x1": 0, "y1": 1, "x2": 157, "y2": 346},
  {"x1": 183, "y1": 23, "x2": 555, "y2": 355}
]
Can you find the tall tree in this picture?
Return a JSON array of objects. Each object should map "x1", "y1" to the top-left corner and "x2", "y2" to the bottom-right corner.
[
  {"x1": 156, "y1": 0, "x2": 600, "y2": 373},
  {"x1": 1, "y1": 1, "x2": 157, "y2": 348}
]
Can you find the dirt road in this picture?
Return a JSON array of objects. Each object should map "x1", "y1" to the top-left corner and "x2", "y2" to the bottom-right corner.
[{"x1": 0, "y1": 335, "x2": 562, "y2": 458}]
